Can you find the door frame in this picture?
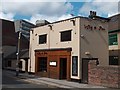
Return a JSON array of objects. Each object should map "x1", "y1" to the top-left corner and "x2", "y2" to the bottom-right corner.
[
  {"x1": 59, "y1": 58, "x2": 67, "y2": 79},
  {"x1": 59, "y1": 55, "x2": 71, "y2": 80},
  {"x1": 82, "y1": 58, "x2": 98, "y2": 83}
]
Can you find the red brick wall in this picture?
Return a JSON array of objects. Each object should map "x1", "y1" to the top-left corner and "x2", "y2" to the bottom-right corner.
[{"x1": 88, "y1": 60, "x2": 120, "y2": 88}]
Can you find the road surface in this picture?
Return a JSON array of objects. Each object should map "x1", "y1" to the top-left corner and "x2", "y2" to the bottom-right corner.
[{"x1": 2, "y1": 70, "x2": 57, "y2": 89}]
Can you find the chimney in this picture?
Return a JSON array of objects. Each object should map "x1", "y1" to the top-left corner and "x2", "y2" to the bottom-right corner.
[
  {"x1": 93, "y1": 11, "x2": 96, "y2": 16},
  {"x1": 90, "y1": 11, "x2": 93, "y2": 16},
  {"x1": 89, "y1": 11, "x2": 97, "y2": 18}
]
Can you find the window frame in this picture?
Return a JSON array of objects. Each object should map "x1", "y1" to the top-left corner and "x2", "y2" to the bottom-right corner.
[
  {"x1": 109, "y1": 34, "x2": 118, "y2": 45},
  {"x1": 109, "y1": 56, "x2": 119, "y2": 65},
  {"x1": 8, "y1": 61, "x2": 11, "y2": 67},
  {"x1": 72, "y1": 56, "x2": 78, "y2": 76},
  {"x1": 60, "y1": 30, "x2": 72, "y2": 42},
  {"x1": 38, "y1": 57, "x2": 47, "y2": 72},
  {"x1": 39, "y1": 34, "x2": 47, "y2": 44}
]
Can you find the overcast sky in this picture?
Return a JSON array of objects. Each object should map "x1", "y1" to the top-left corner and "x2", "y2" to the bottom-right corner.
[{"x1": 1, "y1": 0, "x2": 120, "y2": 24}]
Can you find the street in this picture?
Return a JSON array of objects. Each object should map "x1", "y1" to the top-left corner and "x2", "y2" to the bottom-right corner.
[
  {"x1": 2, "y1": 70, "x2": 57, "y2": 89},
  {"x1": 2, "y1": 70, "x2": 118, "y2": 90}
]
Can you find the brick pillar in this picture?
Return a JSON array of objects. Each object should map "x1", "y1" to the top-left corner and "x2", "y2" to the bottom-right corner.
[
  {"x1": 88, "y1": 60, "x2": 99, "y2": 85},
  {"x1": 88, "y1": 60, "x2": 97, "y2": 70}
]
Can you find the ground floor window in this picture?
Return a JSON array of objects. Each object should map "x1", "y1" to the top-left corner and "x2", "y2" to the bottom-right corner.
[
  {"x1": 109, "y1": 56, "x2": 119, "y2": 65},
  {"x1": 38, "y1": 57, "x2": 47, "y2": 72},
  {"x1": 72, "y1": 56, "x2": 78, "y2": 76},
  {"x1": 8, "y1": 61, "x2": 11, "y2": 67}
]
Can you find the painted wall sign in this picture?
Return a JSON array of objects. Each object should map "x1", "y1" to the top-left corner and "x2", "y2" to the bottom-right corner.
[
  {"x1": 37, "y1": 52, "x2": 47, "y2": 55},
  {"x1": 72, "y1": 56, "x2": 78, "y2": 76},
  {"x1": 50, "y1": 61, "x2": 57, "y2": 66},
  {"x1": 84, "y1": 25, "x2": 105, "y2": 30}
]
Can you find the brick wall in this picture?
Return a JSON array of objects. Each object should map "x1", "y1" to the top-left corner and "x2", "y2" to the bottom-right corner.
[{"x1": 88, "y1": 60, "x2": 120, "y2": 88}]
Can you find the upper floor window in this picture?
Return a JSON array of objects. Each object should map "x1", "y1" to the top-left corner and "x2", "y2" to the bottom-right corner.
[
  {"x1": 60, "y1": 30, "x2": 71, "y2": 42},
  {"x1": 109, "y1": 34, "x2": 118, "y2": 45},
  {"x1": 39, "y1": 34, "x2": 47, "y2": 44}
]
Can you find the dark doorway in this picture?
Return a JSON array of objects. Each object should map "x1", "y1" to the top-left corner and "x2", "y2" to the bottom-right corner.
[
  {"x1": 60, "y1": 58, "x2": 67, "y2": 79},
  {"x1": 25, "y1": 60, "x2": 28, "y2": 72},
  {"x1": 82, "y1": 59, "x2": 89, "y2": 83},
  {"x1": 82, "y1": 58, "x2": 98, "y2": 83}
]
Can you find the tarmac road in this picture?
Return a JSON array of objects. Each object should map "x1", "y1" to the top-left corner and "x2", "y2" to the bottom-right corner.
[
  {"x1": 2, "y1": 70, "x2": 57, "y2": 89},
  {"x1": 2, "y1": 70, "x2": 118, "y2": 90}
]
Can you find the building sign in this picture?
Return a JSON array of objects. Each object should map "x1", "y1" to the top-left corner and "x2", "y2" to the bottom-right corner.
[
  {"x1": 50, "y1": 61, "x2": 57, "y2": 66},
  {"x1": 72, "y1": 56, "x2": 78, "y2": 76},
  {"x1": 84, "y1": 25, "x2": 105, "y2": 30},
  {"x1": 37, "y1": 51, "x2": 48, "y2": 55}
]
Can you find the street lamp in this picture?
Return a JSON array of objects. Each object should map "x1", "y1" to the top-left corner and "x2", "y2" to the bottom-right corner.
[{"x1": 16, "y1": 31, "x2": 21, "y2": 76}]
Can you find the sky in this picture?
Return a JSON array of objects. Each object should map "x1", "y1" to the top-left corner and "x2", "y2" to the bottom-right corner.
[{"x1": 0, "y1": 0, "x2": 120, "y2": 24}]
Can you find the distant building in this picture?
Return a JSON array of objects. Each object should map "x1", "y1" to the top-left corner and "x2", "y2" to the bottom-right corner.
[
  {"x1": 14, "y1": 20, "x2": 36, "y2": 40},
  {"x1": 0, "y1": 19, "x2": 17, "y2": 69},
  {"x1": 108, "y1": 14, "x2": 120, "y2": 65},
  {"x1": 29, "y1": 11, "x2": 109, "y2": 83},
  {"x1": 1, "y1": 19, "x2": 30, "y2": 72}
]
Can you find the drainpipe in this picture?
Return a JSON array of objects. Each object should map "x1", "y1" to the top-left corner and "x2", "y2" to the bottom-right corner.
[
  {"x1": 48, "y1": 25, "x2": 52, "y2": 49},
  {"x1": 79, "y1": 18, "x2": 82, "y2": 82},
  {"x1": 29, "y1": 30, "x2": 33, "y2": 73},
  {"x1": 48, "y1": 30, "x2": 50, "y2": 78},
  {"x1": 16, "y1": 31, "x2": 21, "y2": 76}
]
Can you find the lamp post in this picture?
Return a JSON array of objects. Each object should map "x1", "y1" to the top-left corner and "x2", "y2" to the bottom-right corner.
[{"x1": 16, "y1": 31, "x2": 21, "y2": 76}]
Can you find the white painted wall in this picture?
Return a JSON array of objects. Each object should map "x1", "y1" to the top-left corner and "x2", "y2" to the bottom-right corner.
[
  {"x1": 6, "y1": 59, "x2": 26, "y2": 72},
  {"x1": 20, "y1": 59, "x2": 26, "y2": 71},
  {"x1": 80, "y1": 18, "x2": 109, "y2": 66},
  {"x1": 29, "y1": 17, "x2": 109, "y2": 79},
  {"x1": 29, "y1": 18, "x2": 81, "y2": 79}
]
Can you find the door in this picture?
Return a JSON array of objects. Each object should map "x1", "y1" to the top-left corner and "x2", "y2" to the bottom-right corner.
[
  {"x1": 60, "y1": 58, "x2": 67, "y2": 79},
  {"x1": 25, "y1": 59, "x2": 28, "y2": 72},
  {"x1": 82, "y1": 59, "x2": 89, "y2": 83},
  {"x1": 82, "y1": 58, "x2": 98, "y2": 83}
]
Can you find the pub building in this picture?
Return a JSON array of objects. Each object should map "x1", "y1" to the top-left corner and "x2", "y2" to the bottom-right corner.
[{"x1": 29, "y1": 11, "x2": 109, "y2": 83}]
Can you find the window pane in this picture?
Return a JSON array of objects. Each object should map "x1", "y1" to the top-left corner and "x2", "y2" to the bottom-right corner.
[
  {"x1": 61, "y1": 30, "x2": 71, "y2": 42},
  {"x1": 109, "y1": 34, "x2": 118, "y2": 45},
  {"x1": 38, "y1": 57, "x2": 47, "y2": 72},
  {"x1": 72, "y1": 56, "x2": 78, "y2": 76},
  {"x1": 109, "y1": 56, "x2": 119, "y2": 65},
  {"x1": 39, "y1": 34, "x2": 47, "y2": 44},
  {"x1": 8, "y1": 61, "x2": 11, "y2": 67}
]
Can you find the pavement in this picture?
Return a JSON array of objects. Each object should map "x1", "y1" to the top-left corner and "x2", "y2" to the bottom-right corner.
[{"x1": 7, "y1": 71, "x2": 106, "y2": 89}]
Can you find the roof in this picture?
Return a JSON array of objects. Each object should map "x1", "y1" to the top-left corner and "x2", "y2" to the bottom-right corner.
[
  {"x1": 20, "y1": 49, "x2": 29, "y2": 59},
  {"x1": 109, "y1": 29, "x2": 120, "y2": 33},
  {"x1": 32, "y1": 15, "x2": 109, "y2": 29},
  {"x1": 4, "y1": 49, "x2": 29, "y2": 59},
  {"x1": 108, "y1": 13, "x2": 120, "y2": 18},
  {"x1": 15, "y1": 19, "x2": 35, "y2": 26}
]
